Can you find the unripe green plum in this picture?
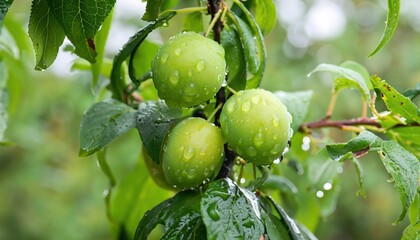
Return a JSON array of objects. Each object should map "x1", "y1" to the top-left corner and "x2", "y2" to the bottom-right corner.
[
  {"x1": 220, "y1": 89, "x2": 292, "y2": 165},
  {"x1": 152, "y1": 32, "x2": 226, "y2": 107},
  {"x1": 162, "y1": 117, "x2": 225, "y2": 189},
  {"x1": 142, "y1": 145, "x2": 176, "y2": 191}
]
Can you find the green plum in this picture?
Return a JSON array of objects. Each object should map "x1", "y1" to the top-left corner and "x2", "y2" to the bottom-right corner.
[
  {"x1": 220, "y1": 89, "x2": 292, "y2": 165},
  {"x1": 152, "y1": 32, "x2": 226, "y2": 107}
]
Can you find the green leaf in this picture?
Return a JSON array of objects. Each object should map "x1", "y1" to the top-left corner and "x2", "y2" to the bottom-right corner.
[
  {"x1": 28, "y1": 0, "x2": 65, "y2": 70},
  {"x1": 111, "y1": 162, "x2": 172, "y2": 238},
  {"x1": 387, "y1": 126, "x2": 420, "y2": 160},
  {"x1": 182, "y1": 12, "x2": 204, "y2": 33},
  {"x1": 134, "y1": 191, "x2": 203, "y2": 240},
  {"x1": 0, "y1": 0, "x2": 14, "y2": 27},
  {"x1": 371, "y1": 76, "x2": 420, "y2": 124},
  {"x1": 91, "y1": 9, "x2": 113, "y2": 87},
  {"x1": 369, "y1": 0, "x2": 400, "y2": 56},
  {"x1": 228, "y1": 0, "x2": 266, "y2": 89},
  {"x1": 253, "y1": 0, "x2": 277, "y2": 35},
  {"x1": 79, "y1": 99, "x2": 137, "y2": 156},
  {"x1": 265, "y1": 196, "x2": 306, "y2": 240},
  {"x1": 403, "y1": 83, "x2": 420, "y2": 101},
  {"x1": 275, "y1": 90, "x2": 313, "y2": 133},
  {"x1": 402, "y1": 221, "x2": 420, "y2": 240},
  {"x1": 221, "y1": 25, "x2": 246, "y2": 92},
  {"x1": 352, "y1": 157, "x2": 366, "y2": 197},
  {"x1": 136, "y1": 101, "x2": 183, "y2": 164},
  {"x1": 130, "y1": 40, "x2": 160, "y2": 81},
  {"x1": 262, "y1": 212, "x2": 290, "y2": 240},
  {"x1": 96, "y1": 149, "x2": 115, "y2": 222},
  {"x1": 340, "y1": 60, "x2": 372, "y2": 89},
  {"x1": 0, "y1": 61, "x2": 8, "y2": 143},
  {"x1": 47, "y1": 0, "x2": 116, "y2": 62},
  {"x1": 110, "y1": 11, "x2": 176, "y2": 100},
  {"x1": 327, "y1": 131, "x2": 420, "y2": 224},
  {"x1": 201, "y1": 178, "x2": 265, "y2": 239},
  {"x1": 409, "y1": 192, "x2": 420, "y2": 225},
  {"x1": 142, "y1": 0, "x2": 164, "y2": 21},
  {"x1": 309, "y1": 63, "x2": 371, "y2": 101}
]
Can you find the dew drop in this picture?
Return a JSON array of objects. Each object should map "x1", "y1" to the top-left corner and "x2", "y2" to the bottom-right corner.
[
  {"x1": 251, "y1": 94, "x2": 261, "y2": 104},
  {"x1": 316, "y1": 190, "x2": 324, "y2": 198},
  {"x1": 273, "y1": 133, "x2": 279, "y2": 140},
  {"x1": 207, "y1": 203, "x2": 220, "y2": 221},
  {"x1": 174, "y1": 48, "x2": 182, "y2": 56},
  {"x1": 160, "y1": 53, "x2": 168, "y2": 64},
  {"x1": 196, "y1": 60, "x2": 205, "y2": 72},
  {"x1": 323, "y1": 182, "x2": 333, "y2": 191},
  {"x1": 241, "y1": 101, "x2": 251, "y2": 112},
  {"x1": 246, "y1": 147, "x2": 257, "y2": 156},
  {"x1": 187, "y1": 168, "x2": 197, "y2": 179},
  {"x1": 253, "y1": 133, "x2": 264, "y2": 147},
  {"x1": 183, "y1": 82, "x2": 198, "y2": 96},
  {"x1": 169, "y1": 70, "x2": 179, "y2": 85},
  {"x1": 226, "y1": 100, "x2": 236, "y2": 113},
  {"x1": 204, "y1": 168, "x2": 209, "y2": 176},
  {"x1": 272, "y1": 116, "x2": 280, "y2": 127},
  {"x1": 271, "y1": 143, "x2": 282, "y2": 155},
  {"x1": 183, "y1": 146, "x2": 195, "y2": 161}
]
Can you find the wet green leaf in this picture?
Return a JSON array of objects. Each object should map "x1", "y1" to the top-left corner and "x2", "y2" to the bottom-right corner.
[
  {"x1": 79, "y1": 99, "x2": 137, "y2": 156},
  {"x1": 275, "y1": 90, "x2": 313, "y2": 133},
  {"x1": 371, "y1": 76, "x2": 420, "y2": 124},
  {"x1": 309, "y1": 63, "x2": 371, "y2": 101},
  {"x1": 409, "y1": 193, "x2": 420, "y2": 225},
  {"x1": 221, "y1": 25, "x2": 246, "y2": 92},
  {"x1": 352, "y1": 157, "x2": 366, "y2": 197},
  {"x1": 136, "y1": 101, "x2": 183, "y2": 165},
  {"x1": 0, "y1": 0, "x2": 13, "y2": 27},
  {"x1": 263, "y1": 212, "x2": 290, "y2": 240},
  {"x1": 327, "y1": 131, "x2": 420, "y2": 224},
  {"x1": 28, "y1": 0, "x2": 65, "y2": 70},
  {"x1": 134, "y1": 191, "x2": 203, "y2": 240},
  {"x1": 369, "y1": 0, "x2": 400, "y2": 56},
  {"x1": 402, "y1": 221, "x2": 420, "y2": 240},
  {"x1": 47, "y1": 0, "x2": 116, "y2": 62},
  {"x1": 131, "y1": 40, "x2": 160, "y2": 81},
  {"x1": 201, "y1": 178, "x2": 264, "y2": 239}
]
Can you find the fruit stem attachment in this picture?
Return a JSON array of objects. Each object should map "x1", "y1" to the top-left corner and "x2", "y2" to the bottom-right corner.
[{"x1": 207, "y1": 103, "x2": 223, "y2": 123}]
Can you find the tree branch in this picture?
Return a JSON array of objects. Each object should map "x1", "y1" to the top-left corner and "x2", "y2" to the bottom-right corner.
[{"x1": 299, "y1": 117, "x2": 381, "y2": 132}]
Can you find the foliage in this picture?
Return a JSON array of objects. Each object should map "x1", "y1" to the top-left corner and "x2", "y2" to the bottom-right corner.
[{"x1": 1, "y1": 0, "x2": 419, "y2": 239}]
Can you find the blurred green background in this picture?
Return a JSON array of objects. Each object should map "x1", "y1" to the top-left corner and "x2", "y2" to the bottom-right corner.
[{"x1": 1, "y1": 0, "x2": 419, "y2": 239}]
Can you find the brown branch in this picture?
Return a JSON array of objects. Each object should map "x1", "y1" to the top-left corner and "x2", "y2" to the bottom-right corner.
[{"x1": 299, "y1": 117, "x2": 381, "y2": 132}]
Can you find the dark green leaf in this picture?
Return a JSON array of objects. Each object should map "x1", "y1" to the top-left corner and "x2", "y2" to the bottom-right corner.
[
  {"x1": 262, "y1": 175, "x2": 298, "y2": 194},
  {"x1": 309, "y1": 63, "x2": 371, "y2": 101},
  {"x1": 79, "y1": 99, "x2": 137, "y2": 156},
  {"x1": 0, "y1": 0, "x2": 13, "y2": 27},
  {"x1": 262, "y1": 212, "x2": 290, "y2": 240},
  {"x1": 228, "y1": 0, "x2": 266, "y2": 89},
  {"x1": 28, "y1": 0, "x2": 65, "y2": 70},
  {"x1": 327, "y1": 131, "x2": 420, "y2": 224},
  {"x1": 387, "y1": 126, "x2": 420, "y2": 160},
  {"x1": 47, "y1": 0, "x2": 116, "y2": 62},
  {"x1": 137, "y1": 101, "x2": 183, "y2": 164},
  {"x1": 371, "y1": 75, "x2": 420, "y2": 124},
  {"x1": 91, "y1": 9, "x2": 113, "y2": 87},
  {"x1": 266, "y1": 196, "x2": 306, "y2": 240},
  {"x1": 403, "y1": 83, "x2": 420, "y2": 100},
  {"x1": 296, "y1": 223, "x2": 318, "y2": 240},
  {"x1": 254, "y1": 0, "x2": 276, "y2": 35},
  {"x1": 96, "y1": 149, "x2": 115, "y2": 222},
  {"x1": 134, "y1": 191, "x2": 203, "y2": 240},
  {"x1": 201, "y1": 178, "x2": 264, "y2": 239},
  {"x1": 221, "y1": 25, "x2": 246, "y2": 92},
  {"x1": 275, "y1": 91, "x2": 313, "y2": 133},
  {"x1": 183, "y1": 12, "x2": 204, "y2": 33},
  {"x1": 110, "y1": 11, "x2": 176, "y2": 100},
  {"x1": 369, "y1": 0, "x2": 400, "y2": 56},
  {"x1": 142, "y1": 0, "x2": 164, "y2": 21}
]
